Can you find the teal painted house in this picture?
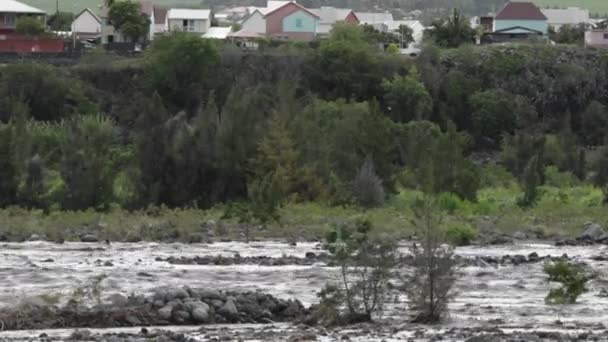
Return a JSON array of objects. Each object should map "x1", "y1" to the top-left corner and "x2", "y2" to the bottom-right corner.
[
  {"x1": 283, "y1": 10, "x2": 317, "y2": 33},
  {"x1": 494, "y1": 1, "x2": 547, "y2": 35}
]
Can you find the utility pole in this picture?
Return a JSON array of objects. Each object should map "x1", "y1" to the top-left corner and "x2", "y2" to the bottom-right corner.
[{"x1": 56, "y1": 0, "x2": 59, "y2": 13}]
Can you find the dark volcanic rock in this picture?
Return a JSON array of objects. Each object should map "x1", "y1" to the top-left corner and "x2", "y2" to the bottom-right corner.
[
  {"x1": 0, "y1": 287, "x2": 308, "y2": 330},
  {"x1": 157, "y1": 253, "x2": 332, "y2": 266}
]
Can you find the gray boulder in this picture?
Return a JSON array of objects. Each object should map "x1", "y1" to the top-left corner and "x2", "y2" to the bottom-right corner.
[
  {"x1": 192, "y1": 305, "x2": 210, "y2": 323},
  {"x1": 27, "y1": 234, "x2": 44, "y2": 241},
  {"x1": 198, "y1": 289, "x2": 223, "y2": 300},
  {"x1": 172, "y1": 309, "x2": 190, "y2": 322},
  {"x1": 579, "y1": 222, "x2": 605, "y2": 241},
  {"x1": 108, "y1": 293, "x2": 128, "y2": 307},
  {"x1": 167, "y1": 287, "x2": 189, "y2": 300},
  {"x1": 218, "y1": 297, "x2": 238, "y2": 319},
  {"x1": 512, "y1": 231, "x2": 527, "y2": 240},
  {"x1": 158, "y1": 305, "x2": 173, "y2": 320},
  {"x1": 80, "y1": 234, "x2": 99, "y2": 243}
]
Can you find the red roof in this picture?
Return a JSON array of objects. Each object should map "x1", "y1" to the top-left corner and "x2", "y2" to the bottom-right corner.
[
  {"x1": 495, "y1": 2, "x2": 546, "y2": 20},
  {"x1": 154, "y1": 6, "x2": 168, "y2": 24},
  {"x1": 265, "y1": 1, "x2": 321, "y2": 19}
]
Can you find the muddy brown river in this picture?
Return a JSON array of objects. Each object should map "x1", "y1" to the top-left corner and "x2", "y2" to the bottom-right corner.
[{"x1": 1, "y1": 241, "x2": 608, "y2": 341}]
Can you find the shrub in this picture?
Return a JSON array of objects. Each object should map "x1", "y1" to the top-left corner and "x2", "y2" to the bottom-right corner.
[
  {"x1": 352, "y1": 157, "x2": 385, "y2": 208},
  {"x1": 517, "y1": 155, "x2": 543, "y2": 208},
  {"x1": 319, "y1": 219, "x2": 398, "y2": 325},
  {"x1": 445, "y1": 223, "x2": 477, "y2": 246},
  {"x1": 544, "y1": 165, "x2": 579, "y2": 188},
  {"x1": 544, "y1": 261, "x2": 589, "y2": 305},
  {"x1": 15, "y1": 16, "x2": 44, "y2": 36},
  {"x1": 405, "y1": 195, "x2": 457, "y2": 323},
  {"x1": 480, "y1": 164, "x2": 516, "y2": 188}
]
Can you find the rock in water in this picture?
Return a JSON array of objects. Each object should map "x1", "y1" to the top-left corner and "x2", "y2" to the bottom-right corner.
[
  {"x1": 80, "y1": 234, "x2": 99, "y2": 243},
  {"x1": 579, "y1": 222, "x2": 605, "y2": 241},
  {"x1": 219, "y1": 298, "x2": 238, "y2": 319}
]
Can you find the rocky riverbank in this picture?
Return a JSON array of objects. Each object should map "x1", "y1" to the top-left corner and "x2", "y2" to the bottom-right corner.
[{"x1": 0, "y1": 288, "x2": 306, "y2": 330}]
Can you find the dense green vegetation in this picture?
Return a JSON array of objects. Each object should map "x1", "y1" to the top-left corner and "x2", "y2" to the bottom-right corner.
[{"x1": 1, "y1": 24, "x2": 608, "y2": 240}]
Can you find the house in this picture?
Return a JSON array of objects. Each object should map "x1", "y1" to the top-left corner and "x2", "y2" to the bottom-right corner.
[
  {"x1": 241, "y1": 1, "x2": 320, "y2": 41},
  {"x1": 154, "y1": 6, "x2": 168, "y2": 35},
  {"x1": 71, "y1": 8, "x2": 102, "y2": 41},
  {"x1": 355, "y1": 12, "x2": 394, "y2": 26},
  {"x1": 493, "y1": 1, "x2": 547, "y2": 35},
  {"x1": 384, "y1": 20, "x2": 425, "y2": 46},
  {"x1": 585, "y1": 30, "x2": 608, "y2": 48},
  {"x1": 166, "y1": 9, "x2": 211, "y2": 34},
  {"x1": 0, "y1": 0, "x2": 45, "y2": 34},
  {"x1": 241, "y1": 1, "x2": 291, "y2": 35},
  {"x1": 310, "y1": 7, "x2": 358, "y2": 36},
  {"x1": 541, "y1": 7, "x2": 589, "y2": 30},
  {"x1": 101, "y1": 0, "x2": 155, "y2": 44}
]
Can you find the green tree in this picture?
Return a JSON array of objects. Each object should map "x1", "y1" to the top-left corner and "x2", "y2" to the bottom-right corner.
[
  {"x1": 470, "y1": 89, "x2": 517, "y2": 146},
  {"x1": 518, "y1": 154, "x2": 543, "y2": 208},
  {"x1": 59, "y1": 115, "x2": 121, "y2": 210},
  {"x1": 250, "y1": 114, "x2": 299, "y2": 207},
  {"x1": 307, "y1": 23, "x2": 381, "y2": 101},
  {"x1": 108, "y1": 0, "x2": 150, "y2": 43},
  {"x1": 396, "y1": 121, "x2": 479, "y2": 201},
  {"x1": 382, "y1": 67, "x2": 432, "y2": 122},
  {"x1": 593, "y1": 145, "x2": 608, "y2": 204},
  {"x1": 321, "y1": 219, "x2": 398, "y2": 324},
  {"x1": 145, "y1": 31, "x2": 220, "y2": 110},
  {"x1": 386, "y1": 43, "x2": 399, "y2": 54},
  {"x1": 0, "y1": 64, "x2": 93, "y2": 121},
  {"x1": 48, "y1": 11, "x2": 74, "y2": 31},
  {"x1": 439, "y1": 70, "x2": 480, "y2": 131},
  {"x1": 397, "y1": 24, "x2": 415, "y2": 47},
  {"x1": 405, "y1": 195, "x2": 457, "y2": 323},
  {"x1": 548, "y1": 24, "x2": 586, "y2": 45},
  {"x1": 581, "y1": 101, "x2": 608, "y2": 146},
  {"x1": 0, "y1": 124, "x2": 16, "y2": 206},
  {"x1": 15, "y1": 16, "x2": 45, "y2": 36},
  {"x1": 426, "y1": 8, "x2": 475, "y2": 48}
]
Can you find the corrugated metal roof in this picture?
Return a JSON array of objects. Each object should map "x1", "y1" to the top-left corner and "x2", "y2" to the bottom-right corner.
[
  {"x1": 495, "y1": 2, "x2": 546, "y2": 20},
  {"x1": 355, "y1": 12, "x2": 394, "y2": 24},
  {"x1": 203, "y1": 27, "x2": 232, "y2": 39},
  {"x1": 167, "y1": 9, "x2": 211, "y2": 20},
  {"x1": 310, "y1": 7, "x2": 353, "y2": 24},
  {"x1": 0, "y1": 0, "x2": 45, "y2": 14},
  {"x1": 541, "y1": 7, "x2": 589, "y2": 26}
]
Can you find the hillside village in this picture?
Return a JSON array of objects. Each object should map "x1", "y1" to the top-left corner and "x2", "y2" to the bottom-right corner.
[{"x1": 2, "y1": 0, "x2": 608, "y2": 54}]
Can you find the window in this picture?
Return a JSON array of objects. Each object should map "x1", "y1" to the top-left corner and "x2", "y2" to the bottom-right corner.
[
  {"x1": 107, "y1": 35, "x2": 114, "y2": 43},
  {"x1": 295, "y1": 18, "x2": 303, "y2": 28},
  {"x1": 182, "y1": 19, "x2": 196, "y2": 32},
  {"x1": 603, "y1": 33, "x2": 608, "y2": 40},
  {"x1": 3, "y1": 14, "x2": 16, "y2": 27}
]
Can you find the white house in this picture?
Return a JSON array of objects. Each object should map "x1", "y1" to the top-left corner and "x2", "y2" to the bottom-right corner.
[
  {"x1": 71, "y1": 8, "x2": 102, "y2": 40},
  {"x1": 240, "y1": 1, "x2": 290, "y2": 35},
  {"x1": 0, "y1": 0, "x2": 45, "y2": 34},
  {"x1": 541, "y1": 7, "x2": 589, "y2": 30},
  {"x1": 166, "y1": 9, "x2": 211, "y2": 34}
]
